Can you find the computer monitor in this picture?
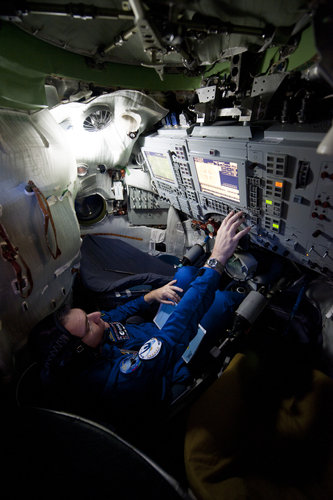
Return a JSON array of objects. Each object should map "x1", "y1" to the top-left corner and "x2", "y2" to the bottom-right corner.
[
  {"x1": 144, "y1": 151, "x2": 175, "y2": 183},
  {"x1": 194, "y1": 157, "x2": 240, "y2": 203}
]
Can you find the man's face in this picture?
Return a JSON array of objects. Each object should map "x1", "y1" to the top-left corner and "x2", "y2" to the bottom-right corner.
[{"x1": 63, "y1": 308, "x2": 109, "y2": 348}]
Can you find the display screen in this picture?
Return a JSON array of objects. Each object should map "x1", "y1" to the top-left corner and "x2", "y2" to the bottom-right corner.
[
  {"x1": 194, "y1": 157, "x2": 240, "y2": 203},
  {"x1": 145, "y1": 151, "x2": 175, "y2": 183}
]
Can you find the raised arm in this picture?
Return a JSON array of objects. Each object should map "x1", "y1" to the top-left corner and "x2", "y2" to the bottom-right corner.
[
  {"x1": 206, "y1": 210, "x2": 251, "y2": 270},
  {"x1": 157, "y1": 211, "x2": 251, "y2": 349}
]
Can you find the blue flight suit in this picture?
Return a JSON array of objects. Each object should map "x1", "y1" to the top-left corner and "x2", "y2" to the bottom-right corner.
[{"x1": 71, "y1": 266, "x2": 243, "y2": 417}]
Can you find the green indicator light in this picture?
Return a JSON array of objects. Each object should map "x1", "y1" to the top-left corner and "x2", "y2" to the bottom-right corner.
[
  {"x1": 272, "y1": 223, "x2": 279, "y2": 229},
  {"x1": 265, "y1": 199, "x2": 273, "y2": 205}
]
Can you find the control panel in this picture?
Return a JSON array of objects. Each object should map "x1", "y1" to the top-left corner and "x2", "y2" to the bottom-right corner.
[{"x1": 141, "y1": 126, "x2": 333, "y2": 275}]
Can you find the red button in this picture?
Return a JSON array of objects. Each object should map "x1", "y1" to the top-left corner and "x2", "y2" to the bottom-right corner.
[
  {"x1": 319, "y1": 214, "x2": 326, "y2": 220},
  {"x1": 315, "y1": 199, "x2": 321, "y2": 206},
  {"x1": 322, "y1": 201, "x2": 330, "y2": 208},
  {"x1": 321, "y1": 171, "x2": 329, "y2": 179},
  {"x1": 312, "y1": 212, "x2": 318, "y2": 218}
]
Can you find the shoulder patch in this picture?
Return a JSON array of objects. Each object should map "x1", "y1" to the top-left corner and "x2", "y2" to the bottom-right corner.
[
  {"x1": 139, "y1": 338, "x2": 162, "y2": 360},
  {"x1": 120, "y1": 354, "x2": 141, "y2": 374}
]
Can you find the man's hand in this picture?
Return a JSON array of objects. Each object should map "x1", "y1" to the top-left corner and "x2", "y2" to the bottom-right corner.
[
  {"x1": 144, "y1": 280, "x2": 183, "y2": 305},
  {"x1": 209, "y1": 211, "x2": 251, "y2": 266}
]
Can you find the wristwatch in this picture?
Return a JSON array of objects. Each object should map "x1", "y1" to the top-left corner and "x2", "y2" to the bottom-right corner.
[{"x1": 206, "y1": 257, "x2": 224, "y2": 274}]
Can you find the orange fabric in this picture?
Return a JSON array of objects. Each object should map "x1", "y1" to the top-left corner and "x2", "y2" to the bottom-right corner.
[{"x1": 185, "y1": 353, "x2": 333, "y2": 500}]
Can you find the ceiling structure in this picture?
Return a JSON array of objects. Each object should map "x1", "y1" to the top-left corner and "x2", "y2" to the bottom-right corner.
[{"x1": 1, "y1": 0, "x2": 312, "y2": 81}]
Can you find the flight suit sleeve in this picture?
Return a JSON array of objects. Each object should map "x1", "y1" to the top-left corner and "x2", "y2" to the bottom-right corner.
[
  {"x1": 156, "y1": 267, "x2": 220, "y2": 360},
  {"x1": 100, "y1": 295, "x2": 152, "y2": 324}
]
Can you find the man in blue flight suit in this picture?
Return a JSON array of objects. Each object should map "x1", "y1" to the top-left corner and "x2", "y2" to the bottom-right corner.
[{"x1": 32, "y1": 211, "x2": 250, "y2": 424}]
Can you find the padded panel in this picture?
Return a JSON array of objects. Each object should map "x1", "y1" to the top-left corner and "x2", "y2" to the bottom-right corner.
[{"x1": 80, "y1": 235, "x2": 174, "y2": 293}]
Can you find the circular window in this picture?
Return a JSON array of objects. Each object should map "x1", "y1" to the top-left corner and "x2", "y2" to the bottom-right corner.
[{"x1": 75, "y1": 194, "x2": 107, "y2": 225}]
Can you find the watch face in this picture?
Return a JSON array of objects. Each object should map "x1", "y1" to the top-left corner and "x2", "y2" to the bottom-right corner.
[{"x1": 207, "y1": 258, "x2": 224, "y2": 273}]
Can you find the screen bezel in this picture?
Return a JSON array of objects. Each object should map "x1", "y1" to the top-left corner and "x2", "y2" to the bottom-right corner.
[
  {"x1": 189, "y1": 154, "x2": 247, "y2": 208},
  {"x1": 193, "y1": 156, "x2": 240, "y2": 202},
  {"x1": 142, "y1": 149, "x2": 178, "y2": 186}
]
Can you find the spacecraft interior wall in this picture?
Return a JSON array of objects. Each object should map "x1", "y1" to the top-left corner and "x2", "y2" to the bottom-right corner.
[{"x1": 0, "y1": 108, "x2": 81, "y2": 380}]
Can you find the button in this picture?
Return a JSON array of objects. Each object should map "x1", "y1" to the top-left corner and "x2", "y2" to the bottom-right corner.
[
  {"x1": 314, "y1": 199, "x2": 321, "y2": 206},
  {"x1": 319, "y1": 214, "x2": 326, "y2": 220},
  {"x1": 312, "y1": 230, "x2": 321, "y2": 237},
  {"x1": 322, "y1": 201, "x2": 330, "y2": 208},
  {"x1": 321, "y1": 171, "x2": 329, "y2": 179},
  {"x1": 312, "y1": 212, "x2": 318, "y2": 218}
]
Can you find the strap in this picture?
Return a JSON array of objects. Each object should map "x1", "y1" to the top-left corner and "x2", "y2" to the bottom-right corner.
[
  {"x1": 27, "y1": 180, "x2": 61, "y2": 260},
  {"x1": 0, "y1": 222, "x2": 33, "y2": 298}
]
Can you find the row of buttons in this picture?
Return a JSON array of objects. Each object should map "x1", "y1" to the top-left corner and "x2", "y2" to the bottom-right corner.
[
  {"x1": 174, "y1": 145, "x2": 188, "y2": 161},
  {"x1": 266, "y1": 154, "x2": 287, "y2": 177},
  {"x1": 204, "y1": 197, "x2": 229, "y2": 215}
]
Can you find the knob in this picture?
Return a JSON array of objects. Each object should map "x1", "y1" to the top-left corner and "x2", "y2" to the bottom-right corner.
[
  {"x1": 264, "y1": 242, "x2": 270, "y2": 248},
  {"x1": 322, "y1": 201, "x2": 330, "y2": 208},
  {"x1": 312, "y1": 230, "x2": 321, "y2": 238},
  {"x1": 97, "y1": 164, "x2": 106, "y2": 173},
  {"x1": 312, "y1": 212, "x2": 318, "y2": 218}
]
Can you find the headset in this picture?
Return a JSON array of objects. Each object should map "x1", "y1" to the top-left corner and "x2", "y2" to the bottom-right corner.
[{"x1": 39, "y1": 309, "x2": 99, "y2": 385}]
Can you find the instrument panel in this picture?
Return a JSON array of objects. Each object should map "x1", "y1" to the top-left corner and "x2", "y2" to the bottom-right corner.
[{"x1": 141, "y1": 125, "x2": 333, "y2": 275}]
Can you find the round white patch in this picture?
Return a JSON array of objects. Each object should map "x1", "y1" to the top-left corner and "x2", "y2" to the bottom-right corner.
[{"x1": 139, "y1": 337, "x2": 162, "y2": 360}]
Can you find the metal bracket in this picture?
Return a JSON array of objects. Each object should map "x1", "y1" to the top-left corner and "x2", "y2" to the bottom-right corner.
[{"x1": 128, "y1": 0, "x2": 165, "y2": 80}]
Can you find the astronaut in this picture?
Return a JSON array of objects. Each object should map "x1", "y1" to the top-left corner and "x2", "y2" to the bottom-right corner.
[{"x1": 30, "y1": 211, "x2": 250, "y2": 425}]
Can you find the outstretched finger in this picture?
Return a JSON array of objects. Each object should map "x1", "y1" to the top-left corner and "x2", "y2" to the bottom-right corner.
[
  {"x1": 235, "y1": 225, "x2": 251, "y2": 241},
  {"x1": 167, "y1": 279, "x2": 177, "y2": 286},
  {"x1": 170, "y1": 285, "x2": 183, "y2": 293},
  {"x1": 228, "y1": 210, "x2": 245, "y2": 226},
  {"x1": 222, "y1": 210, "x2": 236, "y2": 227},
  {"x1": 228, "y1": 213, "x2": 246, "y2": 232},
  {"x1": 161, "y1": 299, "x2": 177, "y2": 305}
]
